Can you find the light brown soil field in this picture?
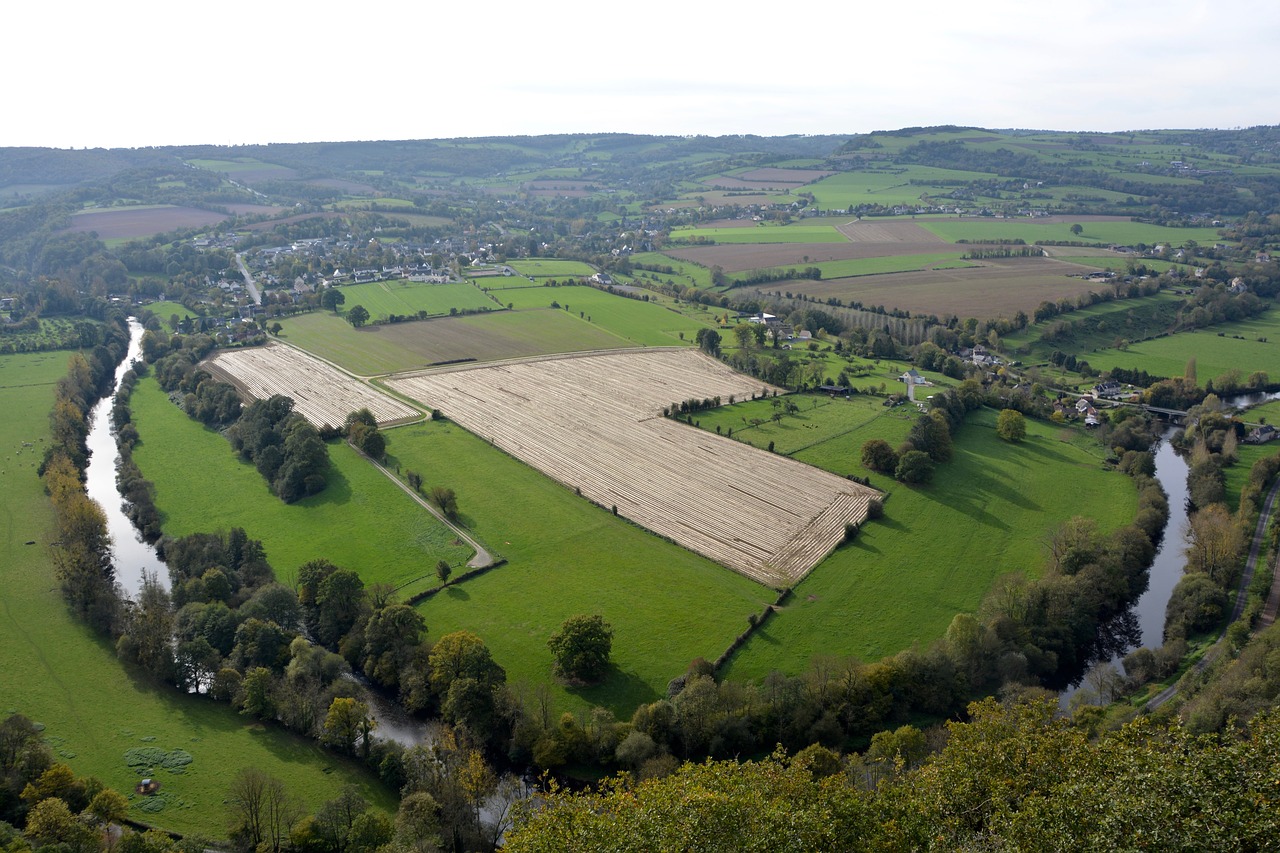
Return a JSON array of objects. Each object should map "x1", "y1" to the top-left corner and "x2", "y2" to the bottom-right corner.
[
  {"x1": 738, "y1": 168, "x2": 833, "y2": 183},
  {"x1": 225, "y1": 204, "x2": 288, "y2": 216},
  {"x1": 387, "y1": 350, "x2": 877, "y2": 586},
  {"x1": 742, "y1": 257, "x2": 1113, "y2": 318},
  {"x1": 665, "y1": 241, "x2": 954, "y2": 273},
  {"x1": 835, "y1": 220, "x2": 949, "y2": 244},
  {"x1": 205, "y1": 343, "x2": 420, "y2": 429},
  {"x1": 65, "y1": 206, "x2": 228, "y2": 239}
]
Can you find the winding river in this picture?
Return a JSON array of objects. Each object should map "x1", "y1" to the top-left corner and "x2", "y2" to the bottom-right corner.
[{"x1": 84, "y1": 318, "x2": 167, "y2": 598}]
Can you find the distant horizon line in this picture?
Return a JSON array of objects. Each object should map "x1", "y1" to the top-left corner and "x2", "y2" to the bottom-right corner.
[{"x1": 3, "y1": 124, "x2": 1273, "y2": 152}]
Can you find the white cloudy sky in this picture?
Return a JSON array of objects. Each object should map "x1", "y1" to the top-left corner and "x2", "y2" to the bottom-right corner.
[{"x1": 6, "y1": 0, "x2": 1277, "y2": 149}]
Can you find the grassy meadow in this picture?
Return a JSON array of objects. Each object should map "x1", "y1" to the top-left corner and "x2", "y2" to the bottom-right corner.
[
  {"x1": 334, "y1": 280, "x2": 498, "y2": 319},
  {"x1": 724, "y1": 408, "x2": 1137, "y2": 677},
  {"x1": 382, "y1": 421, "x2": 773, "y2": 717},
  {"x1": 917, "y1": 218, "x2": 1224, "y2": 247},
  {"x1": 129, "y1": 377, "x2": 471, "y2": 590},
  {"x1": 1084, "y1": 311, "x2": 1280, "y2": 385},
  {"x1": 806, "y1": 166, "x2": 999, "y2": 209},
  {"x1": 495, "y1": 285, "x2": 713, "y2": 346},
  {"x1": 0, "y1": 352, "x2": 392, "y2": 839},
  {"x1": 502, "y1": 258, "x2": 600, "y2": 278}
]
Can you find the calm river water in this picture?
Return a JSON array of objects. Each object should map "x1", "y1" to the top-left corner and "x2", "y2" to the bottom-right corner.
[{"x1": 84, "y1": 318, "x2": 167, "y2": 598}]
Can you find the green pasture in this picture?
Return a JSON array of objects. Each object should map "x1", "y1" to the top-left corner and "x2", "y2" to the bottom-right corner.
[
  {"x1": 1085, "y1": 311, "x2": 1280, "y2": 385},
  {"x1": 142, "y1": 301, "x2": 198, "y2": 330},
  {"x1": 692, "y1": 393, "x2": 919, "y2": 457},
  {"x1": 668, "y1": 224, "x2": 850, "y2": 244},
  {"x1": 335, "y1": 280, "x2": 498, "y2": 319},
  {"x1": 725, "y1": 409, "x2": 1137, "y2": 676},
  {"x1": 629, "y1": 252, "x2": 715, "y2": 289},
  {"x1": 383, "y1": 422, "x2": 772, "y2": 717},
  {"x1": 732, "y1": 252, "x2": 972, "y2": 283},
  {"x1": 186, "y1": 158, "x2": 292, "y2": 174},
  {"x1": 807, "y1": 166, "x2": 998, "y2": 209},
  {"x1": 129, "y1": 377, "x2": 470, "y2": 589},
  {"x1": 279, "y1": 308, "x2": 634, "y2": 375},
  {"x1": 503, "y1": 258, "x2": 600, "y2": 278},
  {"x1": 496, "y1": 285, "x2": 712, "y2": 346},
  {"x1": 0, "y1": 353, "x2": 391, "y2": 839},
  {"x1": 917, "y1": 218, "x2": 1224, "y2": 247},
  {"x1": 1222, "y1": 444, "x2": 1279, "y2": 513}
]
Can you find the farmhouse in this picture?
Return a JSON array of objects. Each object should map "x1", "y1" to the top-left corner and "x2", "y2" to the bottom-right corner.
[{"x1": 1246, "y1": 425, "x2": 1278, "y2": 445}]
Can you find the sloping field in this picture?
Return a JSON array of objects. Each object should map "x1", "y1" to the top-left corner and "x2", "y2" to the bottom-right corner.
[
  {"x1": 834, "y1": 219, "x2": 950, "y2": 244},
  {"x1": 279, "y1": 310, "x2": 636, "y2": 375},
  {"x1": 65, "y1": 205, "x2": 229, "y2": 239},
  {"x1": 206, "y1": 343, "x2": 419, "y2": 428},
  {"x1": 387, "y1": 350, "x2": 878, "y2": 586},
  {"x1": 750, "y1": 257, "x2": 1114, "y2": 318},
  {"x1": 665, "y1": 238, "x2": 965, "y2": 273}
]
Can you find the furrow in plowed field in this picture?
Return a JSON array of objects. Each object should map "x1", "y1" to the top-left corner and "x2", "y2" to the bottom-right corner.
[
  {"x1": 387, "y1": 350, "x2": 878, "y2": 586},
  {"x1": 206, "y1": 343, "x2": 420, "y2": 429}
]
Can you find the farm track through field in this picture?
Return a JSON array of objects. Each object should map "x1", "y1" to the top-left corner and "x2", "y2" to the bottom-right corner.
[{"x1": 387, "y1": 350, "x2": 878, "y2": 587}]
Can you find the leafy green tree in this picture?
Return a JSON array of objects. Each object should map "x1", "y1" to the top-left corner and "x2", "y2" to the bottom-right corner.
[
  {"x1": 694, "y1": 328, "x2": 721, "y2": 356},
  {"x1": 322, "y1": 698, "x2": 375, "y2": 756},
  {"x1": 548, "y1": 615, "x2": 614, "y2": 683},
  {"x1": 427, "y1": 631, "x2": 506, "y2": 698},
  {"x1": 348, "y1": 305, "x2": 370, "y2": 328},
  {"x1": 860, "y1": 438, "x2": 898, "y2": 474},
  {"x1": 895, "y1": 450, "x2": 934, "y2": 484},
  {"x1": 321, "y1": 288, "x2": 346, "y2": 313},
  {"x1": 996, "y1": 408, "x2": 1026, "y2": 442}
]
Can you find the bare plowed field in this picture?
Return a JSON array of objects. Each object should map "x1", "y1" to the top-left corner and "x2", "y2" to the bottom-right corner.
[
  {"x1": 666, "y1": 241, "x2": 952, "y2": 273},
  {"x1": 835, "y1": 220, "x2": 949, "y2": 244},
  {"x1": 387, "y1": 350, "x2": 877, "y2": 586},
  {"x1": 65, "y1": 206, "x2": 229, "y2": 239},
  {"x1": 206, "y1": 343, "x2": 419, "y2": 429},
  {"x1": 743, "y1": 257, "x2": 1112, "y2": 317}
]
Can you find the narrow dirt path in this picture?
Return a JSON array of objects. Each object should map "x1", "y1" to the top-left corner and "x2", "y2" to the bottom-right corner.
[{"x1": 352, "y1": 443, "x2": 494, "y2": 569}]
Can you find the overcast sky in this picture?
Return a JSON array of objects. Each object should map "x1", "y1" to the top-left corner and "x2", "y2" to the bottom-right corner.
[{"x1": 7, "y1": 0, "x2": 1277, "y2": 149}]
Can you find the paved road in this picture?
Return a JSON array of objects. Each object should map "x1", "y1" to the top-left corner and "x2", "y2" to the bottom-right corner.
[
  {"x1": 235, "y1": 254, "x2": 261, "y2": 305},
  {"x1": 1145, "y1": 474, "x2": 1280, "y2": 711}
]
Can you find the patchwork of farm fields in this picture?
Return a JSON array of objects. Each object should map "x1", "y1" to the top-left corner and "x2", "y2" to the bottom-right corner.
[
  {"x1": 0, "y1": 353, "x2": 392, "y2": 838},
  {"x1": 278, "y1": 308, "x2": 635, "y2": 375},
  {"x1": 206, "y1": 343, "x2": 420, "y2": 428},
  {"x1": 670, "y1": 223, "x2": 851, "y2": 244},
  {"x1": 388, "y1": 350, "x2": 879, "y2": 586}
]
